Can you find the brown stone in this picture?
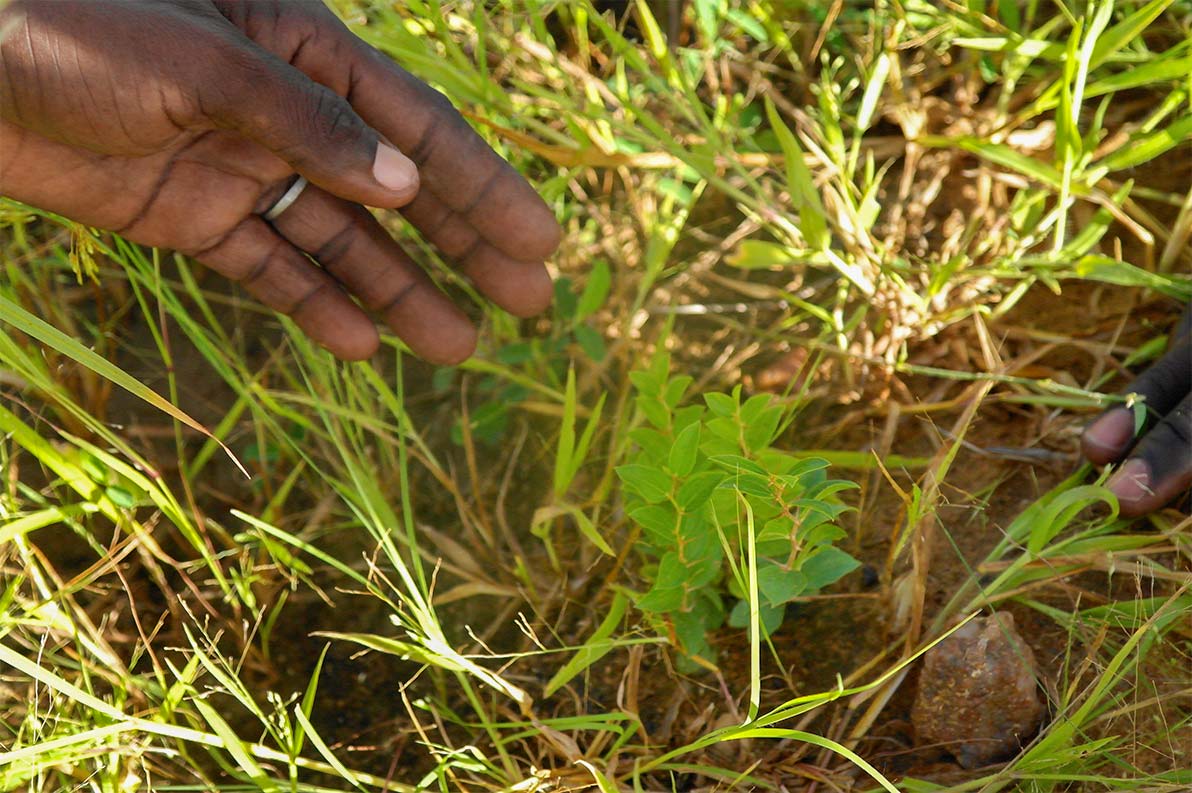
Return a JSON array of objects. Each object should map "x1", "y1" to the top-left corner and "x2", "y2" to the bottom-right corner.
[{"x1": 911, "y1": 612, "x2": 1046, "y2": 768}]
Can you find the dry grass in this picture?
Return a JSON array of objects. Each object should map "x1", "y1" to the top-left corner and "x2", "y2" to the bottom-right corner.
[{"x1": 2, "y1": 1, "x2": 1191, "y2": 791}]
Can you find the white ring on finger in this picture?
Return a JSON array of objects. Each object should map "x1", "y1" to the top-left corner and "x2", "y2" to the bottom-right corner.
[{"x1": 262, "y1": 176, "x2": 309, "y2": 221}]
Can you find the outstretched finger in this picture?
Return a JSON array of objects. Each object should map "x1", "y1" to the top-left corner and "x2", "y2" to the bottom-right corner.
[
  {"x1": 1083, "y1": 304, "x2": 1192, "y2": 464},
  {"x1": 399, "y1": 189, "x2": 553, "y2": 317},
  {"x1": 264, "y1": 184, "x2": 478, "y2": 365},
  {"x1": 196, "y1": 216, "x2": 380, "y2": 361},
  {"x1": 200, "y1": 19, "x2": 420, "y2": 210},
  {"x1": 256, "y1": 2, "x2": 561, "y2": 264},
  {"x1": 1105, "y1": 392, "x2": 1192, "y2": 517}
]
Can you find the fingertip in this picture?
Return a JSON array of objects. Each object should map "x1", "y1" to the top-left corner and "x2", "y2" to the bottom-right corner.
[
  {"x1": 520, "y1": 214, "x2": 563, "y2": 263},
  {"x1": 479, "y1": 186, "x2": 561, "y2": 262},
  {"x1": 1106, "y1": 458, "x2": 1153, "y2": 517},
  {"x1": 1082, "y1": 408, "x2": 1136, "y2": 465},
  {"x1": 424, "y1": 323, "x2": 478, "y2": 366},
  {"x1": 373, "y1": 142, "x2": 421, "y2": 207},
  {"x1": 325, "y1": 323, "x2": 381, "y2": 362},
  {"x1": 381, "y1": 286, "x2": 478, "y2": 366},
  {"x1": 293, "y1": 302, "x2": 380, "y2": 361},
  {"x1": 505, "y1": 262, "x2": 555, "y2": 318}
]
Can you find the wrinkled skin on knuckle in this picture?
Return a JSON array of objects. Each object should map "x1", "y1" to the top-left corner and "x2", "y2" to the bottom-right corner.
[
  {"x1": 1139, "y1": 345, "x2": 1192, "y2": 410},
  {"x1": 1154, "y1": 405, "x2": 1192, "y2": 461},
  {"x1": 1, "y1": 0, "x2": 227, "y2": 151},
  {"x1": 304, "y1": 85, "x2": 370, "y2": 157},
  {"x1": 193, "y1": 37, "x2": 271, "y2": 120}
]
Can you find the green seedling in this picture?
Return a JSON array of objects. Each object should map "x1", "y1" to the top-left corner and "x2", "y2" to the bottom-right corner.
[{"x1": 618, "y1": 349, "x2": 859, "y2": 666}]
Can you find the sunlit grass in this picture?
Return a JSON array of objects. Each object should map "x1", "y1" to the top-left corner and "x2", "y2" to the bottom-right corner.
[{"x1": 3, "y1": 0, "x2": 1191, "y2": 790}]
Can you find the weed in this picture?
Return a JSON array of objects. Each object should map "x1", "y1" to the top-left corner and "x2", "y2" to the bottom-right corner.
[
  {"x1": 3, "y1": 0, "x2": 1191, "y2": 790},
  {"x1": 619, "y1": 348, "x2": 859, "y2": 667}
]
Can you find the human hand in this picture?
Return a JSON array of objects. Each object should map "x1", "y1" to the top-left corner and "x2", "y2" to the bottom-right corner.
[
  {"x1": 0, "y1": 0, "x2": 560, "y2": 363},
  {"x1": 1082, "y1": 302, "x2": 1192, "y2": 517}
]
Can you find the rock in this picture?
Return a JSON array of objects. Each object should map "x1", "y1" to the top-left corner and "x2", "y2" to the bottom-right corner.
[{"x1": 911, "y1": 611, "x2": 1046, "y2": 768}]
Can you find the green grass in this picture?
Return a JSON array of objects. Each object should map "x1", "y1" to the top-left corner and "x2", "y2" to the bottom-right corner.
[{"x1": 3, "y1": 0, "x2": 1191, "y2": 790}]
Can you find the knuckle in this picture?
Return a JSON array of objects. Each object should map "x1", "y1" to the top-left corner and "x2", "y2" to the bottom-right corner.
[
  {"x1": 307, "y1": 85, "x2": 364, "y2": 146},
  {"x1": 408, "y1": 87, "x2": 463, "y2": 166},
  {"x1": 1129, "y1": 348, "x2": 1192, "y2": 408},
  {"x1": 313, "y1": 219, "x2": 361, "y2": 272},
  {"x1": 1164, "y1": 404, "x2": 1192, "y2": 445},
  {"x1": 1143, "y1": 403, "x2": 1192, "y2": 467},
  {"x1": 378, "y1": 279, "x2": 420, "y2": 315},
  {"x1": 288, "y1": 279, "x2": 337, "y2": 316},
  {"x1": 238, "y1": 240, "x2": 285, "y2": 286},
  {"x1": 421, "y1": 85, "x2": 457, "y2": 117}
]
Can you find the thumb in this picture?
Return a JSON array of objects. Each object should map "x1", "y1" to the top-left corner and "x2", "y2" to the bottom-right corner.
[{"x1": 204, "y1": 43, "x2": 419, "y2": 209}]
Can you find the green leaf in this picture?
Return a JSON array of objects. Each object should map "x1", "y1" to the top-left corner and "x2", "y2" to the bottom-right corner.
[
  {"x1": 654, "y1": 551, "x2": 689, "y2": 589},
  {"x1": 191, "y1": 698, "x2": 278, "y2": 792},
  {"x1": 672, "y1": 605, "x2": 721, "y2": 660},
  {"x1": 727, "y1": 239, "x2": 796, "y2": 270},
  {"x1": 722, "y1": 471, "x2": 772, "y2": 498},
  {"x1": 544, "y1": 592, "x2": 628, "y2": 697},
  {"x1": 756, "y1": 516, "x2": 795, "y2": 544},
  {"x1": 638, "y1": 583, "x2": 684, "y2": 613},
  {"x1": 554, "y1": 366, "x2": 580, "y2": 498},
  {"x1": 757, "y1": 563, "x2": 806, "y2": 606},
  {"x1": 1097, "y1": 114, "x2": 1192, "y2": 172},
  {"x1": 683, "y1": 555, "x2": 723, "y2": 589},
  {"x1": 629, "y1": 502, "x2": 679, "y2": 545},
  {"x1": 574, "y1": 323, "x2": 607, "y2": 361},
  {"x1": 664, "y1": 375, "x2": 692, "y2": 408},
  {"x1": 637, "y1": 394, "x2": 671, "y2": 430},
  {"x1": 672, "y1": 608, "x2": 717, "y2": 663},
  {"x1": 724, "y1": 7, "x2": 766, "y2": 41},
  {"x1": 1085, "y1": 54, "x2": 1192, "y2": 99},
  {"x1": 1026, "y1": 484, "x2": 1118, "y2": 554},
  {"x1": 764, "y1": 96, "x2": 829, "y2": 251},
  {"x1": 704, "y1": 392, "x2": 738, "y2": 417},
  {"x1": 708, "y1": 454, "x2": 769, "y2": 476},
  {"x1": 996, "y1": 0, "x2": 1020, "y2": 31},
  {"x1": 104, "y1": 485, "x2": 137, "y2": 509},
  {"x1": 567, "y1": 391, "x2": 607, "y2": 489},
  {"x1": 676, "y1": 470, "x2": 725, "y2": 510},
  {"x1": 629, "y1": 427, "x2": 671, "y2": 464},
  {"x1": 1089, "y1": 0, "x2": 1174, "y2": 70},
  {"x1": 918, "y1": 135, "x2": 1063, "y2": 187},
  {"x1": 728, "y1": 599, "x2": 785, "y2": 636},
  {"x1": 674, "y1": 404, "x2": 705, "y2": 432},
  {"x1": 616, "y1": 464, "x2": 673, "y2": 504},
  {"x1": 668, "y1": 421, "x2": 702, "y2": 477},
  {"x1": 576, "y1": 259, "x2": 611, "y2": 320},
  {"x1": 1070, "y1": 255, "x2": 1192, "y2": 299},
  {"x1": 678, "y1": 511, "x2": 723, "y2": 562},
  {"x1": 856, "y1": 52, "x2": 890, "y2": 132},
  {"x1": 743, "y1": 405, "x2": 783, "y2": 452},
  {"x1": 572, "y1": 505, "x2": 615, "y2": 556},
  {"x1": 293, "y1": 645, "x2": 329, "y2": 756},
  {"x1": 693, "y1": 0, "x2": 720, "y2": 44},
  {"x1": 704, "y1": 416, "x2": 740, "y2": 445},
  {"x1": 0, "y1": 294, "x2": 246, "y2": 476},
  {"x1": 800, "y1": 522, "x2": 848, "y2": 549},
  {"x1": 629, "y1": 369, "x2": 663, "y2": 398},
  {"x1": 799, "y1": 546, "x2": 861, "y2": 592}
]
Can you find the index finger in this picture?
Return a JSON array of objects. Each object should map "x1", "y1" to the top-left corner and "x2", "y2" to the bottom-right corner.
[
  {"x1": 1082, "y1": 302, "x2": 1192, "y2": 464},
  {"x1": 289, "y1": 8, "x2": 561, "y2": 263}
]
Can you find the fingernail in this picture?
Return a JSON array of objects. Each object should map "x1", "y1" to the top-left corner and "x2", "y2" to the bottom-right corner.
[
  {"x1": 1084, "y1": 408, "x2": 1135, "y2": 456},
  {"x1": 1106, "y1": 458, "x2": 1152, "y2": 506},
  {"x1": 373, "y1": 143, "x2": 419, "y2": 198}
]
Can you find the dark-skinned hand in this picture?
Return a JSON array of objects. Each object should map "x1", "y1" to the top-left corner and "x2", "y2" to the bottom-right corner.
[
  {"x1": 1082, "y1": 301, "x2": 1192, "y2": 517},
  {"x1": 0, "y1": 0, "x2": 561, "y2": 364}
]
